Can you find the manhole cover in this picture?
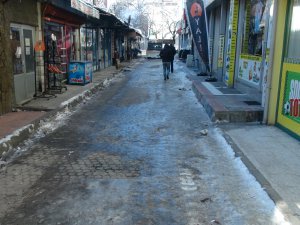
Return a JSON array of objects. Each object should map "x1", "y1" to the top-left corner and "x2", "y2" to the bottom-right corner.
[{"x1": 243, "y1": 101, "x2": 261, "y2": 105}]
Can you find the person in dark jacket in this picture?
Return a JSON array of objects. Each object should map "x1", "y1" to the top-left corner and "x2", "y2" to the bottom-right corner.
[
  {"x1": 169, "y1": 43, "x2": 176, "y2": 73},
  {"x1": 159, "y1": 44, "x2": 172, "y2": 80}
]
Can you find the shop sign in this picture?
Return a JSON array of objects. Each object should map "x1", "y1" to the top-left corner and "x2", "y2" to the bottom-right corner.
[
  {"x1": 283, "y1": 71, "x2": 300, "y2": 123},
  {"x1": 218, "y1": 35, "x2": 224, "y2": 68},
  {"x1": 71, "y1": 0, "x2": 100, "y2": 19}
]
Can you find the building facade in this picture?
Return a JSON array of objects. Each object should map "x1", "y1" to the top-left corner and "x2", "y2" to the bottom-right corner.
[
  {"x1": 0, "y1": 0, "x2": 142, "y2": 115},
  {"x1": 177, "y1": 0, "x2": 300, "y2": 139},
  {"x1": 267, "y1": 0, "x2": 300, "y2": 139}
]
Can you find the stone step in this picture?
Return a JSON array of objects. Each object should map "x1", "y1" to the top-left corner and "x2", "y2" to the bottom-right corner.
[{"x1": 192, "y1": 80, "x2": 263, "y2": 123}]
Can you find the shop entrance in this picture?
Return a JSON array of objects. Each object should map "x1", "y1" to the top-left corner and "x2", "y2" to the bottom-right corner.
[{"x1": 10, "y1": 24, "x2": 35, "y2": 105}]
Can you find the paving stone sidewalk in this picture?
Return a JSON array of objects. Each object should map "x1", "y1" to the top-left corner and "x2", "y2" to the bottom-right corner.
[{"x1": 0, "y1": 59, "x2": 142, "y2": 160}]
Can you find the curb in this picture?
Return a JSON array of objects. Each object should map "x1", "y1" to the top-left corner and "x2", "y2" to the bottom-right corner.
[
  {"x1": 0, "y1": 68, "x2": 126, "y2": 162},
  {"x1": 221, "y1": 128, "x2": 300, "y2": 225}
]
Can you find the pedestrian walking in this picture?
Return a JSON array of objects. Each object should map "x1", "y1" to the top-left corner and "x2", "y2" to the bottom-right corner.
[
  {"x1": 114, "y1": 49, "x2": 120, "y2": 69},
  {"x1": 159, "y1": 44, "x2": 172, "y2": 80},
  {"x1": 169, "y1": 43, "x2": 176, "y2": 73}
]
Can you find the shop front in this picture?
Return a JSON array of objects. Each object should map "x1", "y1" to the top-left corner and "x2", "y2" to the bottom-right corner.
[
  {"x1": 221, "y1": 0, "x2": 274, "y2": 105},
  {"x1": 236, "y1": 0, "x2": 273, "y2": 98},
  {"x1": 273, "y1": 0, "x2": 300, "y2": 138},
  {"x1": 6, "y1": 0, "x2": 38, "y2": 105},
  {"x1": 206, "y1": 0, "x2": 229, "y2": 82},
  {"x1": 42, "y1": 4, "x2": 85, "y2": 92}
]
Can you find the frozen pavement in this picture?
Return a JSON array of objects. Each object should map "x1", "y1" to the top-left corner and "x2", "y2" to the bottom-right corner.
[{"x1": 0, "y1": 58, "x2": 300, "y2": 224}]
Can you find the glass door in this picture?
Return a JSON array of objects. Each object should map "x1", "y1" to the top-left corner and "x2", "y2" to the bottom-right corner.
[
  {"x1": 10, "y1": 24, "x2": 35, "y2": 105},
  {"x1": 23, "y1": 29, "x2": 34, "y2": 74}
]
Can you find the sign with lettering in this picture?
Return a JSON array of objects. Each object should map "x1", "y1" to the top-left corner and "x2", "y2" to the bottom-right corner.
[
  {"x1": 185, "y1": 0, "x2": 210, "y2": 71},
  {"x1": 218, "y1": 35, "x2": 224, "y2": 67},
  {"x1": 71, "y1": 0, "x2": 100, "y2": 19},
  {"x1": 282, "y1": 71, "x2": 300, "y2": 123}
]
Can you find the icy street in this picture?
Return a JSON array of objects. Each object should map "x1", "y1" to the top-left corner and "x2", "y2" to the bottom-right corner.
[{"x1": 0, "y1": 59, "x2": 290, "y2": 225}]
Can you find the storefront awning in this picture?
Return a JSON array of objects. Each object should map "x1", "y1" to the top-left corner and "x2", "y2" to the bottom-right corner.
[{"x1": 42, "y1": 2, "x2": 87, "y2": 26}]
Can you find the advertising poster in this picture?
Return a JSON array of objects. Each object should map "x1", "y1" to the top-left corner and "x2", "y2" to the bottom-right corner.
[
  {"x1": 185, "y1": 0, "x2": 210, "y2": 71},
  {"x1": 238, "y1": 55, "x2": 262, "y2": 85},
  {"x1": 282, "y1": 71, "x2": 300, "y2": 124},
  {"x1": 218, "y1": 35, "x2": 225, "y2": 68}
]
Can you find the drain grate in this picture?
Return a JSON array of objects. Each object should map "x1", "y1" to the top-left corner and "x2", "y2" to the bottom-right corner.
[{"x1": 243, "y1": 100, "x2": 261, "y2": 105}]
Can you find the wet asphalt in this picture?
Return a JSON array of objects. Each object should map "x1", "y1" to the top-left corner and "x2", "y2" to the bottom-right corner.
[{"x1": 0, "y1": 59, "x2": 286, "y2": 225}]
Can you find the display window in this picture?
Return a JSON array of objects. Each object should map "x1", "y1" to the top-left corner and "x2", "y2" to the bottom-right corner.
[
  {"x1": 81, "y1": 27, "x2": 93, "y2": 61},
  {"x1": 285, "y1": 0, "x2": 300, "y2": 63},
  {"x1": 10, "y1": 27, "x2": 23, "y2": 75},
  {"x1": 81, "y1": 27, "x2": 99, "y2": 70},
  {"x1": 241, "y1": 0, "x2": 267, "y2": 56},
  {"x1": 10, "y1": 25, "x2": 34, "y2": 75},
  {"x1": 237, "y1": 0, "x2": 269, "y2": 86}
]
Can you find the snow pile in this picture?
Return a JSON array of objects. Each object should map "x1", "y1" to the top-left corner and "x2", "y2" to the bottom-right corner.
[
  {"x1": 35, "y1": 108, "x2": 72, "y2": 139},
  {"x1": 0, "y1": 124, "x2": 33, "y2": 146}
]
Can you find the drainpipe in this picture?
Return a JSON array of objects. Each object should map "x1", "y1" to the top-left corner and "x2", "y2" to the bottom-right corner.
[{"x1": 263, "y1": 0, "x2": 279, "y2": 124}]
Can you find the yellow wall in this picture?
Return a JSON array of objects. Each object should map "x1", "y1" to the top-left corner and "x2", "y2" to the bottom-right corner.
[{"x1": 267, "y1": 0, "x2": 288, "y2": 124}]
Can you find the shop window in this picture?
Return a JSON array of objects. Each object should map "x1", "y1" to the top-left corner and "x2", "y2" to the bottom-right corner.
[
  {"x1": 241, "y1": 0, "x2": 267, "y2": 56},
  {"x1": 285, "y1": 0, "x2": 300, "y2": 63},
  {"x1": 11, "y1": 27, "x2": 24, "y2": 75},
  {"x1": 81, "y1": 27, "x2": 94, "y2": 62}
]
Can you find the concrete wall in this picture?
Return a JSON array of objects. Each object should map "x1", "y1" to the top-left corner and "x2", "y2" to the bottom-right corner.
[{"x1": 5, "y1": 0, "x2": 38, "y2": 27}]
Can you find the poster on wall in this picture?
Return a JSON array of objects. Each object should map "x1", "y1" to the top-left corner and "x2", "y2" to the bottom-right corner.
[
  {"x1": 218, "y1": 35, "x2": 225, "y2": 68},
  {"x1": 238, "y1": 55, "x2": 262, "y2": 85},
  {"x1": 185, "y1": 0, "x2": 210, "y2": 71},
  {"x1": 282, "y1": 71, "x2": 300, "y2": 123}
]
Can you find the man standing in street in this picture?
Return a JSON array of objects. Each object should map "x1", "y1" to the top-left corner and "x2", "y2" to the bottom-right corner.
[
  {"x1": 159, "y1": 44, "x2": 172, "y2": 80},
  {"x1": 169, "y1": 43, "x2": 176, "y2": 73}
]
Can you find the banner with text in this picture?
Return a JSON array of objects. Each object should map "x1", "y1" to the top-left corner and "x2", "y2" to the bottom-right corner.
[{"x1": 185, "y1": 0, "x2": 210, "y2": 71}]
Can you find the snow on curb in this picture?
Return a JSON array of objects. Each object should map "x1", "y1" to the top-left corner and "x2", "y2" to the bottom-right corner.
[
  {"x1": 213, "y1": 128, "x2": 291, "y2": 225},
  {"x1": 0, "y1": 74, "x2": 122, "y2": 162}
]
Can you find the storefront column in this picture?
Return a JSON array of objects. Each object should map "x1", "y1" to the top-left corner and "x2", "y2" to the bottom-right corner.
[
  {"x1": 267, "y1": 0, "x2": 287, "y2": 124},
  {"x1": 36, "y1": 2, "x2": 45, "y2": 93},
  {"x1": 224, "y1": 0, "x2": 239, "y2": 87},
  {"x1": 215, "y1": 1, "x2": 227, "y2": 82}
]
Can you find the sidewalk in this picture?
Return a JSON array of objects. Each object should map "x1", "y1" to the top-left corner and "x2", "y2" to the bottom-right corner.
[
  {"x1": 185, "y1": 62, "x2": 300, "y2": 224},
  {"x1": 0, "y1": 60, "x2": 140, "y2": 160},
  {"x1": 220, "y1": 124, "x2": 300, "y2": 224}
]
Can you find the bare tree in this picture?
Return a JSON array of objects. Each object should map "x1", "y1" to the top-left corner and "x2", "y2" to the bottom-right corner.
[
  {"x1": 159, "y1": 7, "x2": 180, "y2": 42},
  {"x1": 109, "y1": 0, "x2": 180, "y2": 40},
  {"x1": 109, "y1": 0, "x2": 150, "y2": 36}
]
